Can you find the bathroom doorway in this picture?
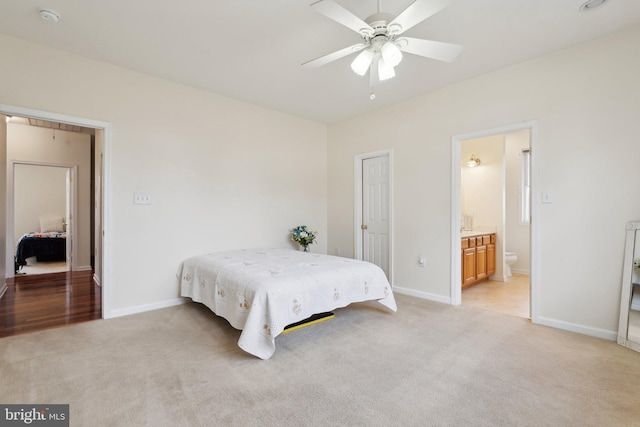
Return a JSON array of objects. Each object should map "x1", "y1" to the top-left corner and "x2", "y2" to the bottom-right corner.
[{"x1": 451, "y1": 122, "x2": 538, "y2": 321}]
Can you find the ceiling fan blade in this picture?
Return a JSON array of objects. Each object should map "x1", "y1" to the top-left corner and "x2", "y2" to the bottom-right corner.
[
  {"x1": 397, "y1": 37, "x2": 463, "y2": 63},
  {"x1": 311, "y1": 0, "x2": 374, "y2": 36},
  {"x1": 389, "y1": 0, "x2": 453, "y2": 35},
  {"x1": 302, "y1": 43, "x2": 367, "y2": 68}
]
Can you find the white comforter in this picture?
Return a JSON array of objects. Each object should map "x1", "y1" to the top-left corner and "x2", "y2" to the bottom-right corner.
[{"x1": 179, "y1": 248, "x2": 397, "y2": 359}]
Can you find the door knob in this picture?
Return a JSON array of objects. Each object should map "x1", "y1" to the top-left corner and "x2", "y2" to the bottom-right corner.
[{"x1": 361, "y1": 224, "x2": 368, "y2": 230}]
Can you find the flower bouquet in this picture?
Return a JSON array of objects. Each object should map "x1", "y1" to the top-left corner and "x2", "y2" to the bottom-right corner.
[{"x1": 291, "y1": 225, "x2": 317, "y2": 252}]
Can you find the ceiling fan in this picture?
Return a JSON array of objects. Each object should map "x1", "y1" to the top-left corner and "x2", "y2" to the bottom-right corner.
[{"x1": 303, "y1": 0, "x2": 463, "y2": 87}]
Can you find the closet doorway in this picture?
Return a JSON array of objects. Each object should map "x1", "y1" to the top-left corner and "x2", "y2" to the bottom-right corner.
[{"x1": 354, "y1": 149, "x2": 394, "y2": 283}]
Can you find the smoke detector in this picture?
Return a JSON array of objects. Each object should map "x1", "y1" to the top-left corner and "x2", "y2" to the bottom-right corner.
[
  {"x1": 39, "y1": 9, "x2": 61, "y2": 22},
  {"x1": 579, "y1": 0, "x2": 611, "y2": 12}
]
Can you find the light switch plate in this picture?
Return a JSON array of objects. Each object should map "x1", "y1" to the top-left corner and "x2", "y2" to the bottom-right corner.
[
  {"x1": 134, "y1": 192, "x2": 152, "y2": 205},
  {"x1": 542, "y1": 192, "x2": 553, "y2": 204}
]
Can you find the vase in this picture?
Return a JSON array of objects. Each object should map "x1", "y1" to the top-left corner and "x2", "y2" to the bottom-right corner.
[{"x1": 302, "y1": 244, "x2": 309, "y2": 252}]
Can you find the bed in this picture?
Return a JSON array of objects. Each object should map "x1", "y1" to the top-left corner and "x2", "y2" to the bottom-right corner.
[
  {"x1": 179, "y1": 248, "x2": 397, "y2": 359},
  {"x1": 15, "y1": 231, "x2": 67, "y2": 271}
]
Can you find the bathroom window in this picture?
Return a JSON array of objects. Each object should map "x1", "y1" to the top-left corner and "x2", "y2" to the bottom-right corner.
[{"x1": 521, "y1": 149, "x2": 531, "y2": 224}]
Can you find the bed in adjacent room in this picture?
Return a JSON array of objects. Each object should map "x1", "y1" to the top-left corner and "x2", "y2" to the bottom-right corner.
[
  {"x1": 15, "y1": 231, "x2": 67, "y2": 272},
  {"x1": 15, "y1": 216, "x2": 67, "y2": 273},
  {"x1": 179, "y1": 248, "x2": 397, "y2": 359}
]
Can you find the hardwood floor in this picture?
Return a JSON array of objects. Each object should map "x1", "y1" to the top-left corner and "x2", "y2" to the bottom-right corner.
[
  {"x1": 462, "y1": 273, "x2": 530, "y2": 318},
  {"x1": 0, "y1": 270, "x2": 101, "y2": 338}
]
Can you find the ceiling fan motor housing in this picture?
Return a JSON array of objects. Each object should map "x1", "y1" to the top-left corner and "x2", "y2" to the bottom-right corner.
[{"x1": 363, "y1": 12, "x2": 397, "y2": 39}]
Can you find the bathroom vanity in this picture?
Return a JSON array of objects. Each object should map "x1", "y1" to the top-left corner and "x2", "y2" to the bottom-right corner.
[{"x1": 461, "y1": 232, "x2": 496, "y2": 288}]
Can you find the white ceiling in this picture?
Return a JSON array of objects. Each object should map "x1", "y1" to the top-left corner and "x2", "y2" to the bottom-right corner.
[{"x1": 1, "y1": 0, "x2": 639, "y2": 124}]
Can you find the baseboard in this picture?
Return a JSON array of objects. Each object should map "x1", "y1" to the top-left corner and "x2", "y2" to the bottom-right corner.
[
  {"x1": 536, "y1": 316, "x2": 617, "y2": 341},
  {"x1": 106, "y1": 297, "x2": 188, "y2": 319},
  {"x1": 511, "y1": 268, "x2": 530, "y2": 275},
  {"x1": 0, "y1": 282, "x2": 7, "y2": 300},
  {"x1": 75, "y1": 265, "x2": 93, "y2": 272},
  {"x1": 393, "y1": 285, "x2": 451, "y2": 305},
  {"x1": 93, "y1": 274, "x2": 101, "y2": 287}
]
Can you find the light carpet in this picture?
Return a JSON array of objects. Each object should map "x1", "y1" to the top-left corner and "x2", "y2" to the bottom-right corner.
[{"x1": 1, "y1": 294, "x2": 639, "y2": 426}]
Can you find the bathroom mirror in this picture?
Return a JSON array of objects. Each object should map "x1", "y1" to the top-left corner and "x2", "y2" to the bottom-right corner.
[{"x1": 618, "y1": 221, "x2": 640, "y2": 352}]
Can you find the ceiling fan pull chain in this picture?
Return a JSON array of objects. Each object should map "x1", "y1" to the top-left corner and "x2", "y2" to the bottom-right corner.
[{"x1": 369, "y1": 63, "x2": 377, "y2": 100}]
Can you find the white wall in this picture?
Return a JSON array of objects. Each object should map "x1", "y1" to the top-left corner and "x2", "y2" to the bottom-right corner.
[
  {"x1": 0, "y1": 34, "x2": 327, "y2": 316},
  {"x1": 14, "y1": 164, "x2": 67, "y2": 241},
  {"x1": 328, "y1": 25, "x2": 640, "y2": 338},
  {"x1": 7, "y1": 125, "x2": 92, "y2": 270},
  {"x1": 505, "y1": 130, "x2": 531, "y2": 274}
]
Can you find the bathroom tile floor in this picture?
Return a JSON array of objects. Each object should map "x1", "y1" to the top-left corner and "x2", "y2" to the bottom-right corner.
[{"x1": 462, "y1": 273, "x2": 530, "y2": 319}]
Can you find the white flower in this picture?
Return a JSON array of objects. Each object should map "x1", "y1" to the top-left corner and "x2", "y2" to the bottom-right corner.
[{"x1": 301, "y1": 231, "x2": 308, "y2": 237}]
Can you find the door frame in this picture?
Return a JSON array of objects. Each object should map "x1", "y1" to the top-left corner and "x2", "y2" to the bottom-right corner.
[
  {"x1": 354, "y1": 149, "x2": 394, "y2": 285},
  {"x1": 451, "y1": 121, "x2": 539, "y2": 323},
  {"x1": 8, "y1": 162, "x2": 77, "y2": 275},
  {"x1": 1, "y1": 103, "x2": 112, "y2": 319}
]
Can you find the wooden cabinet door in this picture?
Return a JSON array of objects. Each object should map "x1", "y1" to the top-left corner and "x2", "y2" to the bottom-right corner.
[
  {"x1": 462, "y1": 248, "x2": 476, "y2": 287},
  {"x1": 476, "y1": 245, "x2": 487, "y2": 280},
  {"x1": 486, "y1": 243, "x2": 496, "y2": 276}
]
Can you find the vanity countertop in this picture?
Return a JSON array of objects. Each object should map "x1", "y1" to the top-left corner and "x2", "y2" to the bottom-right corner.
[{"x1": 461, "y1": 230, "x2": 494, "y2": 238}]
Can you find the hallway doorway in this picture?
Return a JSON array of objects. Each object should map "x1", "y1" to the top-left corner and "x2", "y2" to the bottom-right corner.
[{"x1": 1, "y1": 104, "x2": 111, "y2": 326}]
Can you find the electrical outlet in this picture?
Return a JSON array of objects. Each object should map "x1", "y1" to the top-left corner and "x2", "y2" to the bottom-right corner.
[
  {"x1": 335, "y1": 247, "x2": 341, "y2": 256},
  {"x1": 418, "y1": 257, "x2": 425, "y2": 267},
  {"x1": 134, "y1": 192, "x2": 152, "y2": 205}
]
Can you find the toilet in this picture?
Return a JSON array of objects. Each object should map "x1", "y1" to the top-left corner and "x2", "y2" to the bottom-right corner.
[{"x1": 505, "y1": 252, "x2": 517, "y2": 277}]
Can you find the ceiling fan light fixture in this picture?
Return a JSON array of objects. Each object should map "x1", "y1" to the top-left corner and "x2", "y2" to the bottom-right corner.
[
  {"x1": 351, "y1": 49, "x2": 374, "y2": 76},
  {"x1": 377, "y1": 58, "x2": 395, "y2": 81},
  {"x1": 305, "y1": 0, "x2": 462, "y2": 95},
  {"x1": 380, "y1": 41, "x2": 402, "y2": 67}
]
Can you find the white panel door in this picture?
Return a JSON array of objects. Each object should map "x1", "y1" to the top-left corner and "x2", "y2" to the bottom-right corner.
[
  {"x1": 0, "y1": 116, "x2": 6, "y2": 283},
  {"x1": 65, "y1": 168, "x2": 73, "y2": 270},
  {"x1": 362, "y1": 156, "x2": 389, "y2": 277}
]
